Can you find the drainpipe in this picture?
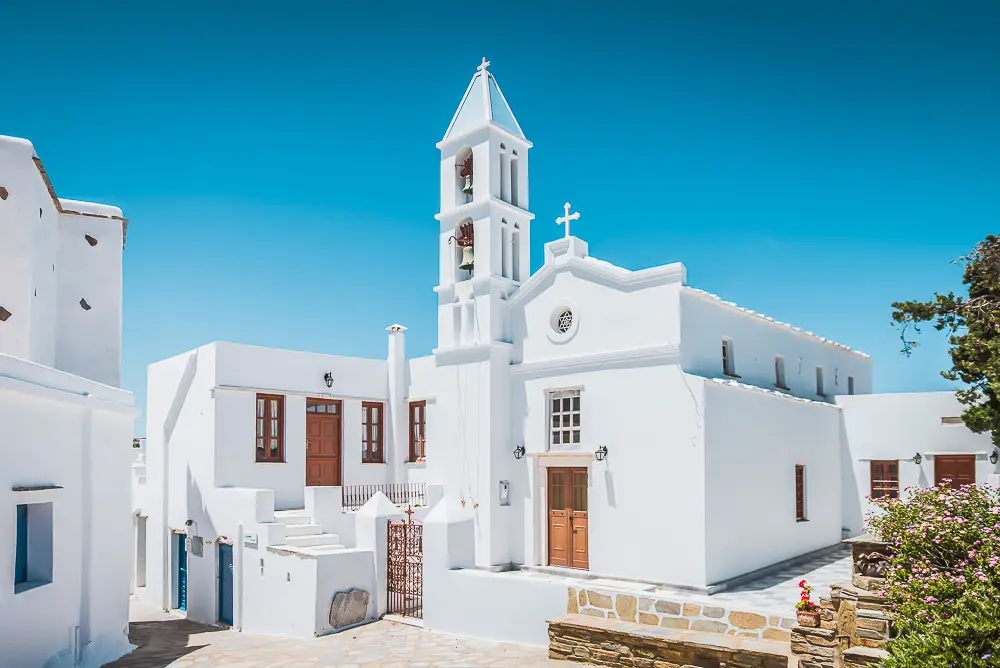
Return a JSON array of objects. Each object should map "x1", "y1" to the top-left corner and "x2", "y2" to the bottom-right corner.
[{"x1": 235, "y1": 521, "x2": 244, "y2": 631}]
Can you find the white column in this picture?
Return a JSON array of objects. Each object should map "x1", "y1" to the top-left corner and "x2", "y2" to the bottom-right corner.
[{"x1": 386, "y1": 325, "x2": 407, "y2": 481}]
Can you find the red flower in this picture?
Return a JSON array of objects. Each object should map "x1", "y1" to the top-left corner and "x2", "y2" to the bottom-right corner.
[{"x1": 798, "y1": 579, "x2": 807, "y2": 587}]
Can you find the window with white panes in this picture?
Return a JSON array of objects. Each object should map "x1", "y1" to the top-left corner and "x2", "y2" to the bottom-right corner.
[{"x1": 549, "y1": 390, "x2": 581, "y2": 448}]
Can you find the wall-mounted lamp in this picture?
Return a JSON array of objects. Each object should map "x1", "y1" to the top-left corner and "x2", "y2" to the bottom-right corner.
[
  {"x1": 990, "y1": 449, "x2": 998, "y2": 466},
  {"x1": 912, "y1": 452, "x2": 922, "y2": 466},
  {"x1": 324, "y1": 372, "x2": 334, "y2": 388},
  {"x1": 595, "y1": 445, "x2": 608, "y2": 462},
  {"x1": 513, "y1": 444, "x2": 525, "y2": 460}
]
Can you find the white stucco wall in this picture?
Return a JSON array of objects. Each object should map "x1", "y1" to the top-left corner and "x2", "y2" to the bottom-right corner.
[
  {"x1": 680, "y1": 288, "x2": 872, "y2": 400},
  {"x1": 512, "y1": 262, "x2": 683, "y2": 367},
  {"x1": 514, "y1": 364, "x2": 708, "y2": 587},
  {"x1": 0, "y1": 136, "x2": 60, "y2": 367},
  {"x1": 212, "y1": 342, "x2": 393, "y2": 509},
  {"x1": 703, "y1": 379, "x2": 843, "y2": 584},
  {"x1": 0, "y1": 136, "x2": 126, "y2": 387},
  {"x1": 144, "y1": 347, "x2": 215, "y2": 611},
  {"x1": 55, "y1": 207, "x2": 124, "y2": 388},
  {"x1": 837, "y1": 392, "x2": 998, "y2": 535},
  {"x1": 0, "y1": 354, "x2": 135, "y2": 668}
]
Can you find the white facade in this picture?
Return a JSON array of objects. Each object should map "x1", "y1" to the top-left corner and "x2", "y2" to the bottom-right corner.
[
  {"x1": 0, "y1": 135, "x2": 135, "y2": 668},
  {"x1": 139, "y1": 62, "x2": 1000, "y2": 642}
]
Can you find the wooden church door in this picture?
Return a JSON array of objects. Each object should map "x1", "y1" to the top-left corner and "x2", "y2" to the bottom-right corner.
[
  {"x1": 306, "y1": 399, "x2": 342, "y2": 486},
  {"x1": 547, "y1": 467, "x2": 589, "y2": 569}
]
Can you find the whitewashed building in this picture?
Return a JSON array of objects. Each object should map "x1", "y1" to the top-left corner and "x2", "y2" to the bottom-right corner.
[
  {"x1": 139, "y1": 61, "x2": 1000, "y2": 642},
  {"x1": 0, "y1": 135, "x2": 136, "y2": 668}
]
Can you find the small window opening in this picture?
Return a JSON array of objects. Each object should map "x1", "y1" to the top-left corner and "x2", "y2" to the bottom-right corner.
[
  {"x1": 15, "y1": 502, "x2": 54, "y2": 593},
  {"x1": 38, "y1": 208, "x2": 42, "y2": 218},
  {"x1": 847, "y1": 376, "x2": 855, "y2": 395},
  {"x1": 722, "y1": 338, "x2": 736, "y2": 376},
  {"x1": 0, "y1": 186, "x2": 8, "y2": 200},
  {"x1": 816, "y1": 367, "x2": 825, "y2": 396},
  {"x1": 85, "y1": 234, "x2": 98, "y2": 247},
  {"x1": 500, "y1": 152, "x2": 511, "y2": 203},
  {"x1": 452, "y1": 221, "x2": 474, "y2": 282},
  {"x1": 455, "y1": 147, "x2": 473, "y2": 207},
  {"x1": 79, "y1": 298, "x2": 92, "y2": 311},
  {"x1": 0, "y1": 306, "x2": 11, "y2": 322},
  {"x1": 941, "y1": 416, "x2": 964, "y2": 425},
  {"x1": 501, "y1": 221, "x2": 511, "y2": 279},
  {"x1": 775, "y1": 356, "x2": 788, "y2": 390},
  {"x1": 511, "y1": 229, "x2": 521, "y2": 282},
  {"x1": 795, "y1": 465, "x2": 807, "y2": 522},
  {"x1": 510, "y1": 157, "x2": 520, "y2": 207}
]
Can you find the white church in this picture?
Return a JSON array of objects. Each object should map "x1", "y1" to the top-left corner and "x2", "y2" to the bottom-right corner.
[{"x1": 132, "y1": 60, "x2": 1000, "y2": 644}]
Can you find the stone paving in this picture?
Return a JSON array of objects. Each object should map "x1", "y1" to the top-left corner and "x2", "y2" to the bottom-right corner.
[
  {"x1": 512, "y1": 548, "x2": 854, "y2": 617},
  {"x1": 108, "y1": 600, "x2": 588, "y2": 668}
]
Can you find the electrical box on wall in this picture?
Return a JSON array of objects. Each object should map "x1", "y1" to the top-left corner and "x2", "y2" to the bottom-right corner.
[
  {"x1": 499, "y1": 480, "x2": 510, "y2": 506},
  {"x1": 187, "y1": 536, "x2": 204, "y2": 558}
]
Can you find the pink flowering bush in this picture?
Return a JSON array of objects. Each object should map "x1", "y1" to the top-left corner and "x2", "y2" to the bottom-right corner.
[{"x1": 867, "y1": 481, "x2": 1000, "y2": 667}]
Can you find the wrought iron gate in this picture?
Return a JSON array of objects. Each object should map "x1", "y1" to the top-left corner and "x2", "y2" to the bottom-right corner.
[{"x1": 387, "y1": 509, "x2": 423, "y2": 618}]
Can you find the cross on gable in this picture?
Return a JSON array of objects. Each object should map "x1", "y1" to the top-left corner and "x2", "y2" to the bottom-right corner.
[
  {"x1": 477, "y1": 57, "x2": 491, "y2": 74},
  {"x1": 405, "y1": 505, "x2": 415, "y2": 522},
  {"x1": 556, "y1": 202, "x2": 581, "y2": 238}
]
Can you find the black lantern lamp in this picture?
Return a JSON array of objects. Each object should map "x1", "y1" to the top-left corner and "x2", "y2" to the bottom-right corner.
[
  {"x1": 595, "y1": 445, "x2": 608, "y2": 462},
  {"x1": 912, "y1": 452, "x2": 923, "y2": 465},
  {"x1": 990, "y1": 449, "x2": 998, "y2": 466},
  {"x1": 513, "y1": 444, "x2": 525, "y2": 460},
  {"x1": 324, "y1": 372, "x2": 334, "y2": 388}
]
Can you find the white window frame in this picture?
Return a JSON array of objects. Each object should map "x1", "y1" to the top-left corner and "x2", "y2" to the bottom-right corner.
[{"x1": 548, "y1": 389, "x2": 581, "y2": 449}]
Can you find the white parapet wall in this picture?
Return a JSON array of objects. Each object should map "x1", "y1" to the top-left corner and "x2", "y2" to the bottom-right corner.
[{"x1": 422, "y1": 497, "x2": 567, "y2": 646}]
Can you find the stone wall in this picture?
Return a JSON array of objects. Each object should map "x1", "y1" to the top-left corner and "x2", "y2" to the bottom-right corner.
[
  {"x1": 549, "y1": 614, "x2": 790, "y2": 668},
  {"x1": 567, "y1": 586, "x2": 796, "y2": 642},
  {"x1": 789, "y1": 536, "x2": 892, "y2": 668}
]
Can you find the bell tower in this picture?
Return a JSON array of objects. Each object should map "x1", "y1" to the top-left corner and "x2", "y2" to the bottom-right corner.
[
  {"x1": 432, "y1": 59, "x2": 533, "y2": 568},
  {"x1": 434, "y1": 57, "x2": 533, "y2": 351}
]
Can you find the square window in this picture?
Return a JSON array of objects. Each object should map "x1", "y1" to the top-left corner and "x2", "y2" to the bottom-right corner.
[
  {"x1": 548, "y1": 389, "x2": 581, "y2": 450},
  {"x1": 14, "y1": 502, "x2": 53, "y2": 593}
]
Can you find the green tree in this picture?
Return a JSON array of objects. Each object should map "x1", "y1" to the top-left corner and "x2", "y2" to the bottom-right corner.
[{"x1": 891, "y1": 234, "x2": 1000, "y2": 445}]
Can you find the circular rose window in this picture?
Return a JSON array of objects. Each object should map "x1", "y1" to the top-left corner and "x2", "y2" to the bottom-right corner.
[{"x1": 555, "y1": 309, "x2": 574, "y2": 334}]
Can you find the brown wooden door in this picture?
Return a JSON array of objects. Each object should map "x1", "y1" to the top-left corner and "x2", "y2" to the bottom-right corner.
[
  {"x1": 548, "y1": 467, "x2": 588, "y2": 569},
  {"x1": 306, "y1": 399, "x2": 342, "y2": 486},
  {"x1": 934, "y1": 455, "x2": 976, "y2": 489}
]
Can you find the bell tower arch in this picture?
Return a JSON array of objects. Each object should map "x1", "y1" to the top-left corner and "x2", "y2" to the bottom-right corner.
[{"x1": 432, "y1": 59, "x2": 534, "y2": 568}]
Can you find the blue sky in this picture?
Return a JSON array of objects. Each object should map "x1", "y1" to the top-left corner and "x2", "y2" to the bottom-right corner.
[{"x1": 2, "y1": 1, "x2": 998, "y2": 435}]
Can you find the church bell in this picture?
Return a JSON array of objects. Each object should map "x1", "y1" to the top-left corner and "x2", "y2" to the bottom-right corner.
[
  {"x1": 459, "y1": 245, "x2": 475, "y2": 270},
  {"x1": 461, "y1": 173, "x2": 473, "y2": 196}
]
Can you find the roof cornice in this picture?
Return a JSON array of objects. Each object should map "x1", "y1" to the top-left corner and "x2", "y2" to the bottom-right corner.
[{"x1": 509, "y1": 257, "x2": 686, "y2": 308}]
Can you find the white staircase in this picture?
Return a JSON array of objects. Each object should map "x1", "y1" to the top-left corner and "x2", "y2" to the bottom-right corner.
[{"x1": 268, "y1": 509, "x2": 346, "y2": 556}]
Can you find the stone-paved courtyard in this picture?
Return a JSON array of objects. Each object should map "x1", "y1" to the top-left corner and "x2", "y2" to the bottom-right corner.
[{"x1": 107, "y1": 600, "x2": 588, "y2": 668}]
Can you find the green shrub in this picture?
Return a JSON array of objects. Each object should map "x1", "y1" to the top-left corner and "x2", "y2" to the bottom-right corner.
[{"x1": 867, "y1": 482, "x2": 1000, "y2": 667}]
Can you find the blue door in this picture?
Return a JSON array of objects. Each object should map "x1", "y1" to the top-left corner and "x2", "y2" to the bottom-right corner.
[
  {"x1": 176, "y1": 534, "x2": 187, "y2": 612},
  {"x1": 218, "y1": 543, "x2": 233, "y2": 625}
]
